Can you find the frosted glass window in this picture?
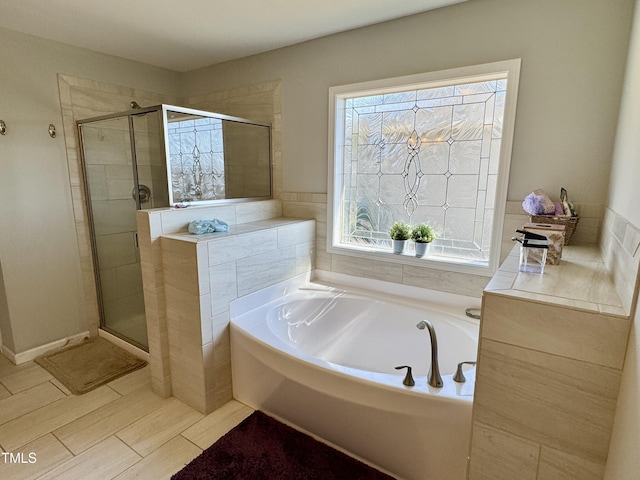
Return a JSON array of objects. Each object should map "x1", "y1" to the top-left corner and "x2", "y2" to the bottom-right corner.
[
  {"x1": 168, "y1": 117, "x2": 225, "y2": 202},
  {"x1": 329, "y1": 60, "x2": 520, "y2": 272}
]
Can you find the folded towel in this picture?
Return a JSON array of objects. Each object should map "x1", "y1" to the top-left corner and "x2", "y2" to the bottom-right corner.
[{"x1": 188, "y1": 219, "x2": 229, "y2": 234}]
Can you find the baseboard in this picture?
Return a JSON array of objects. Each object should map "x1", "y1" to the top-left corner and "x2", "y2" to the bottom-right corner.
[
  {"x1": 98, "y1": 329, "x2": 149, "y2": 362},
  {"x1": 1, "y1": 331, "x2": 90, "y2": 365}
]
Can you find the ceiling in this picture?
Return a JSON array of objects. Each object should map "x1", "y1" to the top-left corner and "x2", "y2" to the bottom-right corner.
[{"x1": 0, "y1": 0, "x2": 467, "y2": 72}]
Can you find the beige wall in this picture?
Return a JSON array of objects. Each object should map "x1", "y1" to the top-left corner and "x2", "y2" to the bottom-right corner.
[
  {"x1": 183, "y1": 0, "x2": 634, "y2": 205},
  {"x1": 0, "y1": 27, "x2": 180, "y2": 354},
  {"x1": 603, "y1": 0, "x2": 640, "y2": 478}
]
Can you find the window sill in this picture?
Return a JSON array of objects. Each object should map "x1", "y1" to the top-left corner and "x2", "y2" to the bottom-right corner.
[{"x1": 327, "y1": 243, "x2": 494, "y2": 277}]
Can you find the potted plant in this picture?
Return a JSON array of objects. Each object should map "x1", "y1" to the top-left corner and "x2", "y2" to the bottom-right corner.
[
  {"x1": 410, "y1": 223, "x2": 435, "y2": 258},
  {"x1": 389, "y1": 221, "x2": 411, "y2": 254}
]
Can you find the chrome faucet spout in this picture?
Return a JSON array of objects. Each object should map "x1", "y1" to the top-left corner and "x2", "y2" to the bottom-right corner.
[{"x1": 416, "y1": 320, "x2": 443, "y2": 388}]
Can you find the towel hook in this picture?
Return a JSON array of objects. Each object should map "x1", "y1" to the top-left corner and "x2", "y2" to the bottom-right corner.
[
  {"x1": 48, "y1": 124, "x2": 56, "y2": 138},
  {"x1": 0, "y1": 120, "x2": 6, "y2": 135}
]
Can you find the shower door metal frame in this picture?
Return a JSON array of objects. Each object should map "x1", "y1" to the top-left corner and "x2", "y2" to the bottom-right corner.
[{"x1": 76, "y1": 105, "x2": 164, "y2": 352}]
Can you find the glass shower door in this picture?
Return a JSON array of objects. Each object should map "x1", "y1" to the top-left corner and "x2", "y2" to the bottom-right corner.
[
  {"x1": 80, "y1": 110, "x2": 167, "y2": 351},
  {"x1": 131, "y1": 112, "x2": 169, "y2": 210}
]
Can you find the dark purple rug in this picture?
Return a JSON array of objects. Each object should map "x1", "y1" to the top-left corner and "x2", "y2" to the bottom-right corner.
[{"x1": 172, "y1": 411, "x2": 396, "y2": 480}]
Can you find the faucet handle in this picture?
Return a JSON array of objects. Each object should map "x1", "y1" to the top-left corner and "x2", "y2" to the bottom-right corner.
[
  {"x1": 453, "y1": 361, "x2": 477, "y2": 383},
  {"x1": 395, "y1": 365, "x2": 415, "y2": 387}
]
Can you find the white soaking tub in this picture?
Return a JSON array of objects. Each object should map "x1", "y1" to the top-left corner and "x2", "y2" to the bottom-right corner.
[{"x1": 230, "y1": 276, "x2": 480, "y2": 480}]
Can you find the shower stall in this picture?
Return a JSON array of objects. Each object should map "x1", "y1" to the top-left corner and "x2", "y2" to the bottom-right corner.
[
  {"x1": 78, "y1": 106, "x2": 168, "y2": 350},
  {"x1": 77, "y1": 104, "x2": 272, "y2": 351}
]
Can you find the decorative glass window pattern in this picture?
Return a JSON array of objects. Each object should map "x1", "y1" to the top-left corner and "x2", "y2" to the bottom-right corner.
[
  {"x1": 329, "y1": 60, "x2": 520, "y2": 271},
  {"x1": 168, "y1": 117, "x2": 225, "y2": 202}
]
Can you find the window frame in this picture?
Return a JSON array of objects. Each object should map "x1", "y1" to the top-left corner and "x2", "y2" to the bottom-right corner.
[{"x1": 327, "y1": 59, "x2": 521, "y2": 276}]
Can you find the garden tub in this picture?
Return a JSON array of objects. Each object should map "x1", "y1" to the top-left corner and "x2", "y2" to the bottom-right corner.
[{"x1": 230, "y1": 278, "x2": 480, "y2": 480}]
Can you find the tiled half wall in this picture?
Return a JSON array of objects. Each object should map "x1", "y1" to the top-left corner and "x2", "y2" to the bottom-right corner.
[{"x1": 137, "y1": 200, "x2": 314, "y2": 413}]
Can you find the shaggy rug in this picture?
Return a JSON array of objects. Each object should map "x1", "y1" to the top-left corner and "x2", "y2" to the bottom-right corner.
[
  {"x1": 172, "y1": 411, "x2": 396, "y2": 480},
  {"x1": 35, "y1": 337, "x2": 146, "y2": 395}
]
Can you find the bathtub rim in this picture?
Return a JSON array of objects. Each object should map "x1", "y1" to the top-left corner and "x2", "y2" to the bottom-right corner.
[{"x1": 230, "y1": 270, "x2": 482, "y2": 320}]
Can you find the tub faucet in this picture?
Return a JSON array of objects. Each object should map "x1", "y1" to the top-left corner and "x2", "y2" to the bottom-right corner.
[{"x1": 416, "y1": 320, "x2": 443, "y2": 388}]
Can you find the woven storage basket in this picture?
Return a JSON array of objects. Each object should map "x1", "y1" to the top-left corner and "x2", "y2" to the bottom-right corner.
[{"x1": 529, "y1": 215, "x2": 579, "y2": 245}]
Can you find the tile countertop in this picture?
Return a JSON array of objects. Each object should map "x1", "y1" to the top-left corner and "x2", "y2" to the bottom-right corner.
[{"x1": 485, "y1": 244, "x2": 628, "y2": 318}]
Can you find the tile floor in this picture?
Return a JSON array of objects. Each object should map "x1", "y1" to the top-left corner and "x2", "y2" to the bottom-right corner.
[{"x1": 0, "y1": 354, "x2": 254, "y2": 479}]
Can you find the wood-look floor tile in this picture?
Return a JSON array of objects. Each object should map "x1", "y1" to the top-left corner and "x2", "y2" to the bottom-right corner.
[
  {"x1": 0, "y1": 382, "x2": 11, "y2": 401},
  {"x1": 35, "y1": 435, "x2": 141, "y2": 480},
  {"x1": 0, "y1": 363, "x2": 53, "y2": 394},
  {"x1": 1, "y1": 434, "x2": 73, "y2": 480},
  {"x1": 0, "y1": 356, "x2": 251, "y2": 480},
  {"x1": 49, "y1": 378, "x2": 72, "y2": 396},
  {"x1": 182, "y1": 399, "x2": 253, "y2": 449},
  {"x1": 116, "y1": 397, "x2": 203, "y2": 457},
  {"x1": 53, "y1": 385, "x2": 166, "y2": 455},
  {"x1": 107, "y1": 366, "x2": 151, "y2": 396},
  {"x1": 0, "y1": 386, "x2": 120, "y2": 452},
  {"x1": 0, "y1": 382, "x2": 66, "y2": 426},
  {"x1": 113, "y1": 435, "x2": 202, "y2": 480},
  {"x1": 0, "y1": 355, "x2": 20, "y2": 377}
]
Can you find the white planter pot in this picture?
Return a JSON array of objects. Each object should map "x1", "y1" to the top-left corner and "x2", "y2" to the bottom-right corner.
[
  {"x1": 414, "y1": 242, "x2": 430, "y2": 258},
  {"x1": 392, "y1": 239, "x2": 407, "y2": 254}
]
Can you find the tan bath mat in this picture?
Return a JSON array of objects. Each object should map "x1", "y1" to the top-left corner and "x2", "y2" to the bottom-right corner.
[{"x1": 35, "y1": 337, "x2": 147, "y2": 395}]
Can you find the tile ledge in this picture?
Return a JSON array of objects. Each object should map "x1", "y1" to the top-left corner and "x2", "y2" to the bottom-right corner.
[
  {"x1": 486, "y1": 245, "x2": 628, "y2": 318},
  {"x1": 162, "y1": 217, "x2": 313, "y2": 243}
]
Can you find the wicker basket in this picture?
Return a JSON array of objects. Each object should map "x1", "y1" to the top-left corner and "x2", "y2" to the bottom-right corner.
[{"x1": 529, "y1": 215, "x2": 579, "y2": 245}]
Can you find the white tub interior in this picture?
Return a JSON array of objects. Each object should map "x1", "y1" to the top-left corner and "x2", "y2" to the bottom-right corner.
[{"x1": 266, "y1": 292, "x2": 478, "y2": 377}]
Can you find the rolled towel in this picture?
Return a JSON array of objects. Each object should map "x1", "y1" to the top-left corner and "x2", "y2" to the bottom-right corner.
[{"x1": 188, "y1": 219, "x2": 230, "y2": 234}]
